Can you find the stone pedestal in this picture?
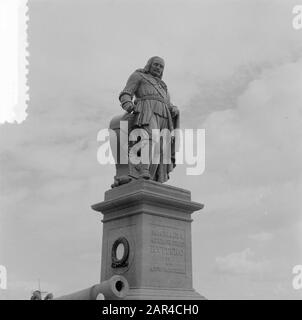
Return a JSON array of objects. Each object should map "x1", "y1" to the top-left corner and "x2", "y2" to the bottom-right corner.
[{"x1": 92, "y1": 179, "x2": 205, "y2": 300}]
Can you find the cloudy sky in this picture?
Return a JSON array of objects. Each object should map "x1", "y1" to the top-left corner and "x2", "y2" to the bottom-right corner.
[{"x1": 1, "y1": 0, "x2": 302, "y2": 299}]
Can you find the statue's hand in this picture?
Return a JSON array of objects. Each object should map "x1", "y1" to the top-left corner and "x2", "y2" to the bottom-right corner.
[
  {"x1": 170, "y1": 105, "x2": 179, "y2": 117},
  {"x1": 122, "y1": 101, "x2": 134, "y2": 113}
]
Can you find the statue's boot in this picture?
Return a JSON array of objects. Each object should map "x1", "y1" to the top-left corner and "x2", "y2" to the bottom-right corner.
[{"x1": 136, "y1": 137, "x2": 152, "y2": 180}]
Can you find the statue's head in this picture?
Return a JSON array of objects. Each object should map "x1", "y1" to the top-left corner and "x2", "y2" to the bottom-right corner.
[{"x1": 144, "y1": 56, "x2": 165, "y2": 79}]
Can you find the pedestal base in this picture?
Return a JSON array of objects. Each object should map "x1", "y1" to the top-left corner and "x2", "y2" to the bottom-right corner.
[{"x1": 92, "y1": 179, "x2": 205, "y2": 300}]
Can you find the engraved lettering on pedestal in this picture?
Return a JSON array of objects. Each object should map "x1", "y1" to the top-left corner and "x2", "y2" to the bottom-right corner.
[{"x1": 150, "y1": 225, "x2": 186, "y2": 274}]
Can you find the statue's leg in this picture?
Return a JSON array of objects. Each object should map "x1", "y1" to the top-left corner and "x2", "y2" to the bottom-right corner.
[
  {"x1": 149, "y1": 115, "x2": 167, "y2": 181},
  {"x1": 149, "y1": 116, "x2": 171, "y2": 182},
  {"x1": 149, "y1": 132, "x2": 159, "y2": 180},
  {"x1": 128, "y1": 115, "x2": 171, "y2": 182},
  {"x1": 136, "y1": 149, "x2": 151, "y2": 180},
  {"x1": 137, "y1": 136, "x2": 152, "y2": 180},
  {"x1": 134, "y1": 115, "x2": 159, "y2": 180},
  {"x1": 128, "y1": 123, "x2": 151, "y2": 180}
]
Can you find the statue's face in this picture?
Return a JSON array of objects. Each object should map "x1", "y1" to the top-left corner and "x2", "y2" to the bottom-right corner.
[{"x1": 149, "y1": 58, "x2": 164, "y2": 78}]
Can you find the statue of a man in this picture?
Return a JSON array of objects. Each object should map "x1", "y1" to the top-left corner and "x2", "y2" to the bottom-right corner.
[{"x1": 110, "y1": 56, "x2": 179, "y2": 186}]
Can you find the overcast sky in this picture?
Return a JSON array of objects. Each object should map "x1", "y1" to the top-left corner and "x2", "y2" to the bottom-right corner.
[{"x1": 1, "y1": 0, "x2": 302, "y2": 299}]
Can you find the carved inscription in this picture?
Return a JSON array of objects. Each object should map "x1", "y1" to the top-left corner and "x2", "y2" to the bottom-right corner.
[{"x1": 150, "y1": 225, "x2": 186, "y2": 274}]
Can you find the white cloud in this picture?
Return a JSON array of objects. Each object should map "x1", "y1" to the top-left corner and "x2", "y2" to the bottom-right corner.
[
  {"x1": 248, "y1": 232, "x2": 274, "y2": 242},
  {"x1": 195, "y1": 57, "x2": 302, "y2": 297},
  {"x1": 202, "y1": 57, "x2": 302, "y2": 214},
  {"x1": 215, "y1": 248, "x2": 270, "y2": 275}
]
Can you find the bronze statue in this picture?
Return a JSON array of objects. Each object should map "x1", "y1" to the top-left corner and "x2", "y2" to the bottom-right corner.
[{"x1": 110, "y1": 56, "x2": 179, "y2": 187}]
